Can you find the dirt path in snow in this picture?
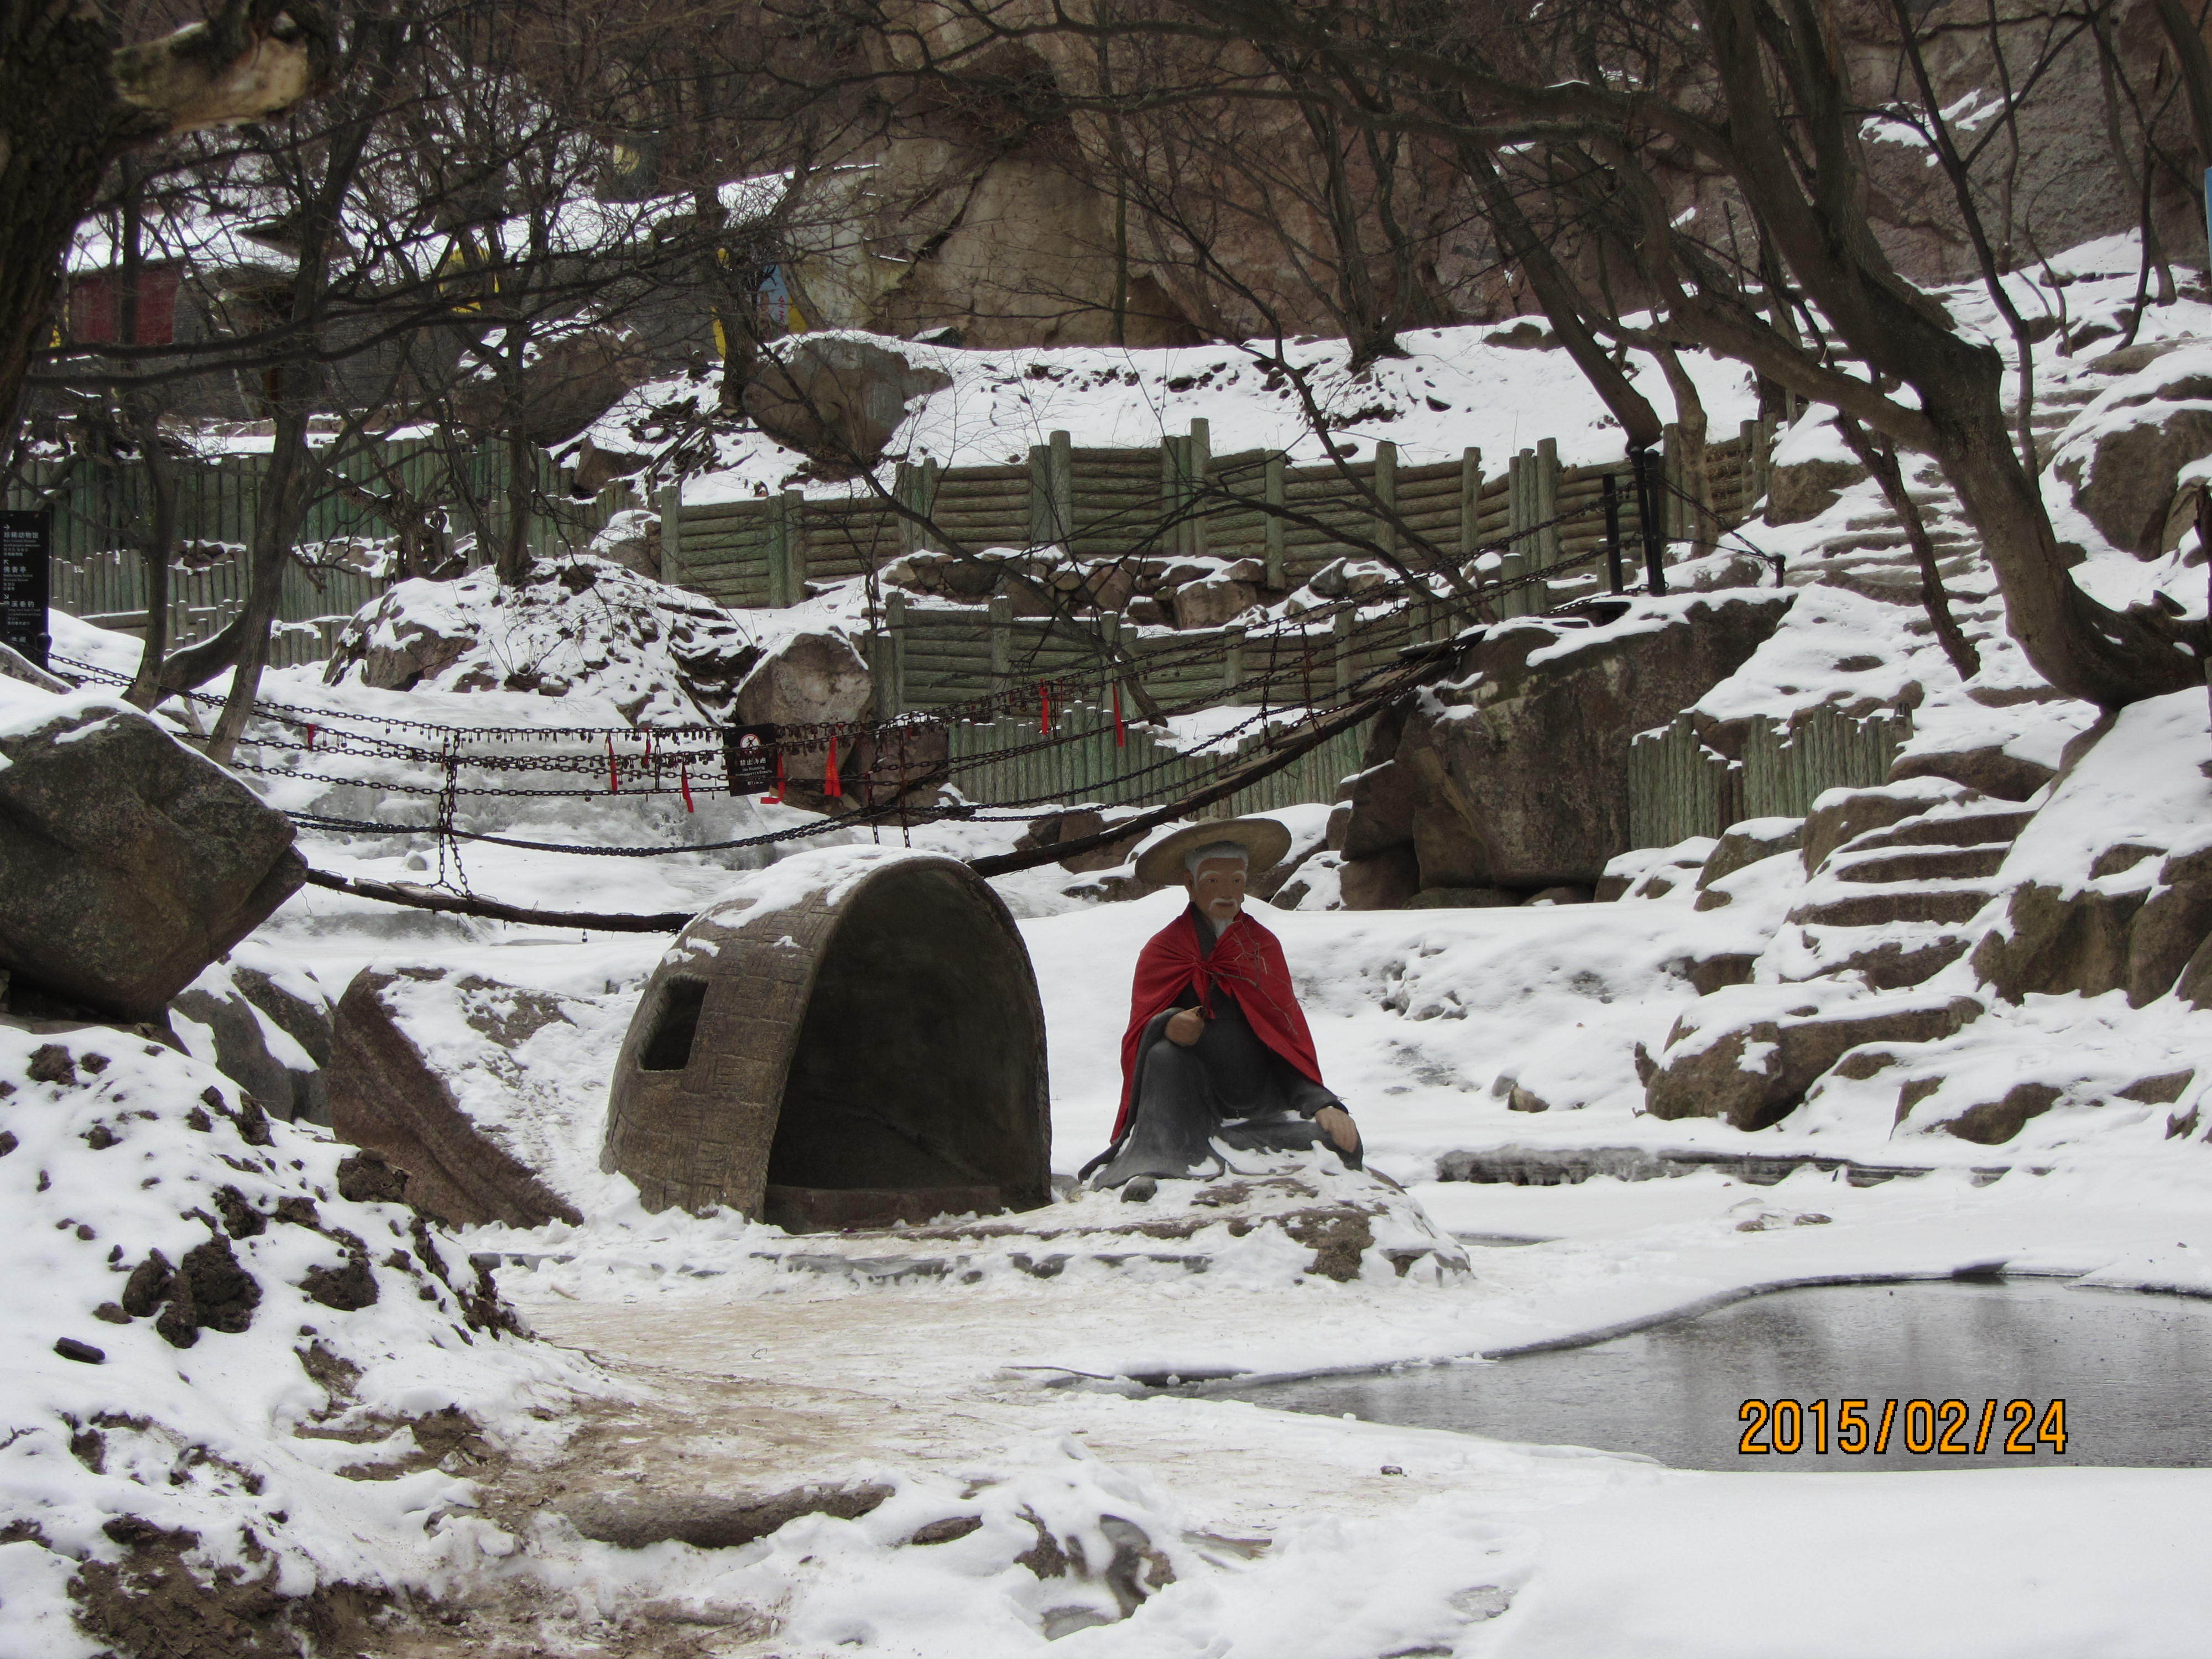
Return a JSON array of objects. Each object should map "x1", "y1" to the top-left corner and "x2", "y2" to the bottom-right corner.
[{"x1": 346, "y1": 1291, "x2": 1499, "y2": 1657}]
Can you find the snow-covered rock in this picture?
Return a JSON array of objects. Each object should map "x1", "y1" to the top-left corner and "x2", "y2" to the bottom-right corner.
[
  {"x1": 329, "y1": 963, "x2": 634, "y2": 1228},
  {"x1": 741, "y1": 334, "x2": 953, "y2": 477},
  {"x1": 169, "y1": 944, "x2": 337, "y2": 1124},
  {"x1": 1343, "y1": 592, "x2": 1791, "y2": 898},
  {"x1": 0, "y1": 1014, "x2": 601, "y2": 1652},
  {"x1": 321, "y1": 557, "x2": 769, "y2": 727},
  {"x1": 1765, "y1": 409, "x2": 1869, "y2": 524},
  {"x1": 0, "y1": 678, "x2": 305, "y2": 1021},
  {"x1": 2052, "y1": 339, "x2": 2212, "y2": 555}
]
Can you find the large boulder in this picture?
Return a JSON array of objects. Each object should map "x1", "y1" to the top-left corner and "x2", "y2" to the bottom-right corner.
[
  {"x1": 0, "y1": 691, "x2": 305, "y2": 1020},
  {"x1": 170, "y1": 952, "x2": 335, "y2": 1124},
  {"x1": 328, "y1": 965, "x2": 613, "y2": 1229},
  {"x1": 2052, "y1": 348, "x2": 2212, "y2": 555},
  {"x1": 741, "y1": 336, "x2": 952, "y2": 477},
  {"x1": 588, "y1": 507, "x2": 662, "y2": 581},
  {"x1": 1171, "y1": 575, "x2": 1263, "y2": 629},
  {"x1": 2125, "y1": 842, "x2": 2212, "y2": 1005},
  {"x1": 450, "y1": 324, "x2": 660, "y2": 448},
  {"x1": 1645, "y1": 989, "x2": 1985, "y2": 1129},
  {"x1": 1695, "y1": 816, "x2": 1804, "y2": 893},
  {"x1": 1337, "y1": 844, "x2": 1421, "y2": 911},
  {"x1": 1337, "y1": 754, "x2": 1419, "y2": 861},
  {"x1": 342, "y1": 598, "x2": 477, "y2": 692},
  {"x1": 1342, "y1": 594, "x2": 1790, "y2": 897},
  {"x1": 1890, "y1": 743, "x2": 2054, "y2": 802},
  {"x1": 733, "y1": 629, "x2": 874, "y2": 730},
  {"x1": 1016, "y1": 807, "x2": 1146, "y2": 873},
  {"x1": 1897, "y1": 1077, "x2": 2064, "y2": 1145},
  {"x1": 1765, "y1": 414, "x2": 1869, "y2": 524},
  {"x1": 1970, "y1": 881, "x2": 2147, "y2": 1001}
]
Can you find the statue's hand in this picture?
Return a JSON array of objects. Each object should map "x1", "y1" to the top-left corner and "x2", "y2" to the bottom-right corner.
[
  {"x1": 1165, "y1": 1008, "x2": 1205, "y2": 1046},
  {"x1": 1313, "y1": 1104, "x2": 1361, "y2": 1159}
]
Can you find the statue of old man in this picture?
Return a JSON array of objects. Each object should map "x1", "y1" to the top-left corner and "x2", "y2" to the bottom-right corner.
[{"x1": 1082, "y1": 818, "x2": 1362, "y2": 1189}]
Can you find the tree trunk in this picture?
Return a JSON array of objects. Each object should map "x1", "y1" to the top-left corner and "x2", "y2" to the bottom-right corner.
[
  {"x1": 1462, "y1": 144, "x2": 1665, "y2": 450},
  {"x1": 122, "y1": 400, "x2": 179, "y2": 708},
  {"x1": 1653, "y1": 347, "x2": 1714, "y2": 557},
  {"x1": 499, "y1": 415, "x2": 533, "y2": 583},
  {"x1": 1932, "y1": 373, "x2": 2198, "y2": 706},
  {"x1": 113, "y1": 156, "x2": 179, "y2": 710},
  {"x1": 206, "y1": 401, "x2": 314, "y2": 762},
  {"x1": 2155, "y1": 0, "x2": 2212, "y2": 165}
]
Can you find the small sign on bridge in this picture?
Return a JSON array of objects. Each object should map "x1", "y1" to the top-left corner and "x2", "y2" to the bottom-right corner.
[{"x1": 0, "y1": 508, "x2": 52, "y2": 668}]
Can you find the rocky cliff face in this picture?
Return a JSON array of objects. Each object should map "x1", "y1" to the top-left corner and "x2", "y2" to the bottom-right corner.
[{"x1": 795, "y1": 0, "x2": 2211, "y2": 351}]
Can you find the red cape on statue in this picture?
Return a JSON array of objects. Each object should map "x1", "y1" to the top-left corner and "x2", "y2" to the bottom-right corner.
[{"x1": 1113, "y1": 906, "x2": 1325, "y2": 1139}]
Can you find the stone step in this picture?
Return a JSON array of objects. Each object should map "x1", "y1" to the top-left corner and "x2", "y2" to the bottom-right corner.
[
  {"x1": 1901, "y1": 612, "x2": 2007, "y2": 638},
  {"x1": 1823, "y1": 570, "x2": 1941, "y2": 604},
  {"x1": 1793, "y1": 930, "x2": 1976, "y2": 990},
  {"x1": 1820, "y1": 532, "x2": 1909, "y2": 555},
  {"x1": 1788, "y1": 885, "x2": 2003, "y2": 930},
  {"x1": 1847, "y1": 807, "x2": 2035, "y2": 852},
  {"x1": 1817, "y1": 523, "x2": 1975, "y2": 552},
  {"x1": 1833, "y1": 843, "x2": 2011, "y2": 884},
  {"x1": 1840, "y1": 498, "x2": 1948, "y2": 529}
]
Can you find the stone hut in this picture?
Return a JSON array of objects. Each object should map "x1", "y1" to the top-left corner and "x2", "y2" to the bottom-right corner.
[{"x1": 601, "y1": 851, "x2": 1052, "y2": 1230}]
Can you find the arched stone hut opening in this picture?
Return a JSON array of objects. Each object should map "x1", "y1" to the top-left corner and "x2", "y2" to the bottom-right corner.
[{"x1": 602, "y1": 852, "x2": 1052, "y2": 1230}]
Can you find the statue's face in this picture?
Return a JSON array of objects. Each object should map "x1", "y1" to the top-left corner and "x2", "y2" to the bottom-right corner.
[{"x1": 1186, "y1": 857, "x2": 1248, "y2": 924}]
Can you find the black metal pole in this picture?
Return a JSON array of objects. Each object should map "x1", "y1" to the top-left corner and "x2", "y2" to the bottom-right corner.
[
  {"x1": 1633, "y1": 448, "x2": 1667, "y2": 596},
  {"x1": 1602, "y1": 473, "x2": 1624, "y2": 595}
]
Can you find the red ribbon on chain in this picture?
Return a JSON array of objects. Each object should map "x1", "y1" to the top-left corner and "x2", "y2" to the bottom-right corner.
[
  {"x1": 764, "y1": 752, "x2": 785, "y2": 805},
  {"x1": 1111, "y1": 684, "x2": 1125, "y2": 748},
  {"x1": 679, "y1": 763, "x2": 694, "y2": 813},
  {"x1": 1038, "y1": 679, "x2": 1051, "y2": 734},
  {"x1": 823, "y1": 736, "x2": 843, "y2": 798},
  {"x1": 605, "y1": 737, "x2": 619, "y2": 794}
]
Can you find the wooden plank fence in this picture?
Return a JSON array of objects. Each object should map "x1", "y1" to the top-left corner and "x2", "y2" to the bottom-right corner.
[
  {"x1": 870, "y1": 589, "x2": 1459, "y2": 714},
  {"x1": 945, "y1": 700, "x2": 1376, "y2": 821},
  {"x1": 1629, "y1": 707, "x2": 1911, "y2": 849},
  {"x1": 666, "y1": 416, "x2": 1772, "y2": 616},
  {"x1": 8, "y1": 436, "x2": 637, "y2": 664}
]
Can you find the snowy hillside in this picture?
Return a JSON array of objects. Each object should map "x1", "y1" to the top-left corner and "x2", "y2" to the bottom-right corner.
[{"x1": 15, "y1": 225, "x2": 2212, "y2": 1655}]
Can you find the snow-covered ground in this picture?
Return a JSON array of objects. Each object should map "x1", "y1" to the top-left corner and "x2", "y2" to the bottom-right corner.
[
  {"x1": 19, "y1": 767, "x2": 2198, "y2": 1655},
  {"x1": 270, "y1": 869, "x2": 2212, "y2": 1658}
]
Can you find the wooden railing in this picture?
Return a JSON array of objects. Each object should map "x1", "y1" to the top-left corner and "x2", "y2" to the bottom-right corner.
[
  {"x1": 945, "y1": 700, "x2": 1376, "y2": 821},
  {"x1": 662, "y1": 416, "x2": 1772, "y2": 618},
  {"x1": 1629, "y1": 708, "x2": 1912, "y2": 848},
  {"x1": 7, "y1": 436, "x2": 636, "y2": 661}
]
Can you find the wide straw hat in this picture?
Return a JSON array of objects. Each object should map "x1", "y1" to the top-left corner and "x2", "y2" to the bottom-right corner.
[{"x1": 1134, "y1": 817, "x2": 1293, "y2": 888}]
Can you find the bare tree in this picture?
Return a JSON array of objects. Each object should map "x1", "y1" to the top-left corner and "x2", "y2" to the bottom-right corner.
[{"x1": 1022, "y1": 0, "x2": 2208, "y2": 708}]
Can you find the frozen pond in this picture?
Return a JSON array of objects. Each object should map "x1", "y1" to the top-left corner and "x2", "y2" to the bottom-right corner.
[{"x1": 1225, "y1": 1279, "x2": 2212, "y2": 1469}]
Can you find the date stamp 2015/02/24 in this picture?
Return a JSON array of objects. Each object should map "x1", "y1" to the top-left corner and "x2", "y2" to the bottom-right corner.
[{"x1": 1739, "y1": 1399, "x2": 2069, "y2": 1456}]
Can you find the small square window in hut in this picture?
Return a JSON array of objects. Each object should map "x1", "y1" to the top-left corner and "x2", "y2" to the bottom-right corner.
[{"x1": 638, "y1": 978, "x2": 708, "y2": 1072}]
